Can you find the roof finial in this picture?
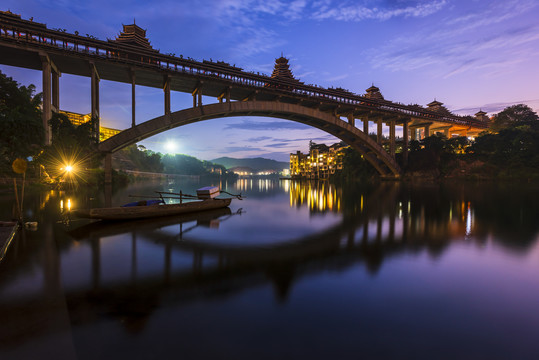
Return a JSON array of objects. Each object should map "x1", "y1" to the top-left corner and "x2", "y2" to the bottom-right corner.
[{"x1": 134, "y1": 18, "x2": 136, "y2": 25}]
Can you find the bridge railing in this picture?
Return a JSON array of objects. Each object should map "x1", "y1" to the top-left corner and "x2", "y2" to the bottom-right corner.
[{"x1": 0, "y1": 14, "x2": 488, "y2": 129}]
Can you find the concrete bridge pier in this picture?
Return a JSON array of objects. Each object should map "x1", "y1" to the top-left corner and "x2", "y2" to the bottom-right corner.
[
  {"x1": 402, "y1": 117, "x2": 409, "y2": 166},
  {"x1": 164, "y1": 74, "x2": 171, "y2": 117},
  {"x1": 363, "y1": 118, "x2": 369, "y2": 134},
  {"x1": 192, "y1": 82, "x2": 203, "y2": 107},
  {"x1": 90, "y1": 62, "x2": 100, "y2": 141},
  {"x1": 389, "y1": 120, "x2": 396, "y2": 157},
  {"x1": 130, "y1": 69, "x2": 136, "y2": 128},
  {"x1": 376, "y1": 118, "x2": 383, "y2": 145},
  {"x1": 347, "y1": 113, "x2": 355, "y2": 127},
  {"x1": 40, "y1": 52, "x2": 60, "y2": 145},
  {"x1": 104, "y1": 153, "x2": 112, "y2": 184}
]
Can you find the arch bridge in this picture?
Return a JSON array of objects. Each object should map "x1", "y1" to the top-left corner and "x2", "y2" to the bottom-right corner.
[{"x1": 0, "y1": 11, "x2": 490, "y2": 179}]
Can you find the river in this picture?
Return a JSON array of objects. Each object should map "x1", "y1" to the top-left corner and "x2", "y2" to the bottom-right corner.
[{"x1": 1, "y1": 178, "x2": 539, "y2": 359}]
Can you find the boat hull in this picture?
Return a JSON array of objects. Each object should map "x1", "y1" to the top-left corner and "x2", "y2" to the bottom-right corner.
[{"x1": 73, "y1": 198, "x2": 232, "y2": 221}]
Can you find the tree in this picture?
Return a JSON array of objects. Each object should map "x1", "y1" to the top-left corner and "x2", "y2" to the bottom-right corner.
[
  {"x1": 490, "y1": 104, "x2": 539, "y2": 132},
  {"x1": 162, "y1": 154, "x2": 206, "y2": 175},
  {"x1": 37, "y1": 112, "x2": 101, "y2": 182},
  {"x1": 122, "y1": 144, "x2": 163, "y2": 173},
  {"x1": 0, "y1": 71, "x2": 44, "y2": 173},
  {"x1": 338, "y1": 147, "x2": 378, "y2": 180}
]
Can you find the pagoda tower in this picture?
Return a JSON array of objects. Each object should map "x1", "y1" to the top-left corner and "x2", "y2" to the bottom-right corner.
[
  {"x1": 426, "y1": 99, "x2": 444, "y2": 112},
  {"x1": 270, "y1": 56, "x2": 303, "y2": 85},
  {"x1": 475, "y1": 109, "x2": 489, "y2": 122},
  {"x1": 365, "y1": 85, "x2": 384, "y2": 100},
  {"x1": 111, "y1": 22, "x2": 156, "y2": 51}
]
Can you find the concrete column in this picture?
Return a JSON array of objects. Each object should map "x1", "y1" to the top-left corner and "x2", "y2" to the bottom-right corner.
[
  {"x1": 41, "y1": 58, "x2": 52, "y2": 145},
  {"x1": 389, "y1": 120, "x2": 396, "y2": 157},
  {"x1": 403, "y1": 118, "x2": 409, "y2": 166},
  {"x1": 347, "y1": 114, "x2": 355, "y2": 127},
  {"x1": 444, "y1": 129, "x2": 449, "y2": 138},
  {"x1": 410, "y1": 127, "x2": 417, "y2": 141},
  {"x1": 164, "y1": 75, "x2": 171, "y2": 117},
  {"x1": 192, "y1": 82, "x2": 203, "y2": 108},
  {"x1": 131, "y1": 70, "x2": 136, "y2": 128},
  {"x1": 377, "y1": 119, "x2": 383, "y2": 145},
  {"x1": 424, "y1": 124, "x2": 431, "y2": 139},
  {"x1": 90, "y1": 63, "x2": 100, "y2": 142},
  {"x1": 226, "y1": 86, "x2": 231, "y2": 111},
  {"x1": 104, "y1": 153, "x2": 112, "y2": 184},
  {"x1": 52, "y1": 70, "x2": 60, "y2": 112},
  {"x1": 363, "y1": 118, "x2": 369, "y2": 134}
]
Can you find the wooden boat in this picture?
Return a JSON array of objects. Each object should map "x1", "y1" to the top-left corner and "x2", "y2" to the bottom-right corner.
[{"x1": 73, "y1": 197, "x2": 232, "y2": 221}]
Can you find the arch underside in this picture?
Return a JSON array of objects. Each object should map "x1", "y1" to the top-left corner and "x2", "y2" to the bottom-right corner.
[{"x1": 99, "y1": 101, "x2": 401, "y2": 177}]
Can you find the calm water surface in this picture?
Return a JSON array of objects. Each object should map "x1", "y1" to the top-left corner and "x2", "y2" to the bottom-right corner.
[{"x1": 1, "y1": 179, "x2": 539, "y2": 359}]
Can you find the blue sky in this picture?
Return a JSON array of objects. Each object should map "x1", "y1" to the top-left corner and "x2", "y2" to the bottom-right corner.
[{"x1": 2, "y1": 0, "x2": 539, "y2": 161}]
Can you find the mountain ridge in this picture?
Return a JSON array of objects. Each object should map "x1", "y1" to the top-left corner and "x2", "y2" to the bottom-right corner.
[{"x1": 210, "y1": 157, "x2": 289, "y2": 171}]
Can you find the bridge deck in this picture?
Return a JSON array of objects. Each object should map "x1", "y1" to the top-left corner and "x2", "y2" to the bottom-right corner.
[{"x1": 0, "y1": 12, "x2": 488, "y2": 130}]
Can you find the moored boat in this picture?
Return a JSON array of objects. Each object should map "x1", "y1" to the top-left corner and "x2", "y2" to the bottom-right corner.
[
  {"x1": 73, "y1": 186, "x2": 241, "y2": 221},
  {"x1": 73, "y1": 197, "x2": 232, "y2": 221}
]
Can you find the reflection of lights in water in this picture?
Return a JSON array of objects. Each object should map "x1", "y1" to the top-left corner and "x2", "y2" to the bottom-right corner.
[
  {"x1": 60, "y1": 198, "x2": 73, "y2": 212},
  {"x1": 288, "y1": 182, "x2": 340, "y2": 212},
  {"x1": 282, "y1": 180, "x2": 290, "y2": 193},
  {"x1": 466, "y1": 202, "x2": 473, "y2": 236}
]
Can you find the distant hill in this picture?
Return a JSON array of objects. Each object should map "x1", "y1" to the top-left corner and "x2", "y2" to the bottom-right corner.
[{"x1": 210, "y1": 157, "x2": 289, "y2": 171}]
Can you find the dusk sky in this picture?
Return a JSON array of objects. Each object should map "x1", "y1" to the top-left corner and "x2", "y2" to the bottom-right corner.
[{"x1": 2, "y1": 0, "x2": 539, "y2": 161}]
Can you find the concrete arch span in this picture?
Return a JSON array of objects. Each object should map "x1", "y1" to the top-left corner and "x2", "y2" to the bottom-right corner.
[{"x1": 98, "y1": 101, "x2": 401, "y2": 177}]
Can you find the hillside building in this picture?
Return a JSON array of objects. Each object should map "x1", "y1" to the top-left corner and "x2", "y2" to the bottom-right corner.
[
  {"x1": 290, "y1": 142, "x2": 347, "y2": 179},
  {"x1": 59, "y1": 110, "x2": 121, "y2": 141}
]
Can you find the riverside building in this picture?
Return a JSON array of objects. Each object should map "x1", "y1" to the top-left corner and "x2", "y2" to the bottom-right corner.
[{"x1": 290, "y1": 142, "x2": 346, "y2": 179}]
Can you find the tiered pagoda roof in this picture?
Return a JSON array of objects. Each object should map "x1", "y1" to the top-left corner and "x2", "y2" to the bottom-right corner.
[
  {"x1": 475, "y1": 109, "x2": 489, "y2": 121},
  {"x1": 427, "y1": 99, "x2": 452, "y2": 116},
  {"x1": 271, "y1": 56, "x2": 303, "y2": 84},
  {"x1": 111, "y1": 23, "x2": 155, "y2": 50},
  {"x1": 365, "y1": 85, "x2": 384, "y2": 100}
]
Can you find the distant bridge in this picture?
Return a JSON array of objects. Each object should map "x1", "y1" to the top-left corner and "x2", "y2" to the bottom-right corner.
[{"x1": 0, "y1": 11, "x2": 489, "y2": 179}]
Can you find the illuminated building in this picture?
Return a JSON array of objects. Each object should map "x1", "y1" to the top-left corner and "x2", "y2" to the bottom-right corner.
[
  {"x1": 290, "y1": 141, "x2": 346, "y2": 179},
  {"x1": 59, "y1": 110, "x2": 121, "y2": 140}
]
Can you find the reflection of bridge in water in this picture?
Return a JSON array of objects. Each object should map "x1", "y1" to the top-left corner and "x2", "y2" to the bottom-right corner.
[
  {"x1": 0, "y1": 11, "x2": 489, "y2": 178},
  {"x1": 0, "y1": 183, "x2": 482, "y2": 343}
]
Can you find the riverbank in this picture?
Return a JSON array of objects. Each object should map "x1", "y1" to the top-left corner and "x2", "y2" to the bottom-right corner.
[{"x1": 402, "y1": 158, "x2": 539, "y2": 182}]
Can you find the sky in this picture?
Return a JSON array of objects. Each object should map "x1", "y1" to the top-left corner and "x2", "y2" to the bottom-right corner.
[{"x1": 1, "y1": 0, "x2": 539, "y2": 161}]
